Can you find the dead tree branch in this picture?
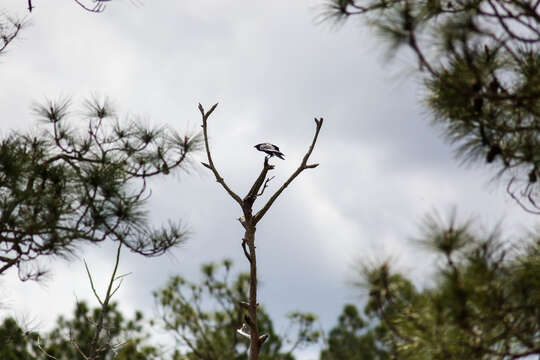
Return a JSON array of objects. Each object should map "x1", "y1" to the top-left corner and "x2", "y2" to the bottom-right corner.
[
  {"x1": 257, "y1": 176, "x2": 275, "y2": 197},
  {"x1": 198, "y1": 104, "x2": 323, "y2": 360},
  {"x1": 26, "y1": 0, "x2": 111, "y2": 13},
  {"x1": 199, "y1": 103, "x2": 243, "y2": 206},
  {"x1": 87, "y1": 242, "x2": 124, "y2": 359},
  {"x1": 254, "y1": 117, "x2": 323, "y2": 223},
  {"x1": 72, "y1": 0, "x2": 109, "y2": 13},
  {"x1": 507, "y1": 178, "x2": 540, "y2": 215}
]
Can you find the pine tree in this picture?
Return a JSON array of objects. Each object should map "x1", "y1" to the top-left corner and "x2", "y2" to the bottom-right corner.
[
  {"x1": 326, "y1": 0, "x2": 540, "y2": 212},
  {"x1": 154, "y1": 259, "x2": 320, "y2": 360},
  {"x1": 357, "y1": 212, "x2": 540, "y2": 359},
  {"x1": 0, "y1": 97, "x2": 199, "y2": 280},
  {"x1": 0, "y1": 301, "x2": 158, "y2": 360},
  {"x1": 44, "y1": 301, "x2": 159, "y2": 360},
  {"x1": 320, "y1": 304, "x2": 388, "y2": 360}
]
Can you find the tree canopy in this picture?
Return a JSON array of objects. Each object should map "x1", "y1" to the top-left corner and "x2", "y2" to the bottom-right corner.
[
  {"x1": 327, "y1": 0, "x2": 540, "y2": 212},
  {"x1": 0, "y1": 98, "x2": 200, "y2": 280},
  {"x1": 320, "y1": 304, "x2": 388, "y2": 360},
  {"x1": 0, "y1": 300, "x2": 158, "y2": 360},
  {"x1": 154, "y1": 259, "x2": 320, "y2": 360},
  {"x1": 357, "y1": 212, "x2": 540, "y2": 359}
]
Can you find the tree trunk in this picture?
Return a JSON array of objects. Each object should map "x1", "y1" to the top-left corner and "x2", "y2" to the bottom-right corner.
[{"x1": 245, "y1": 225, "x2": 261, "y2": 360}]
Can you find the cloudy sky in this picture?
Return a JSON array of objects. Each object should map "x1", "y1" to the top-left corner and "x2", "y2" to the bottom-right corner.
[{"x1": 1, "y1": 0, "x2": 537, "y2": 358}]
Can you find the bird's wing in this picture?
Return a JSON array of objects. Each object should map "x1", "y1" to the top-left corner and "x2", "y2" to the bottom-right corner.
[{"x1": 259, "y1": 143, "x2": 275, "y2": 151}]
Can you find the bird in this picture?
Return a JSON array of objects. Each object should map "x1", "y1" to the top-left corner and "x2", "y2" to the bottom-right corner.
[{"x1": 254, "y1": 143, "x2": 285, "y2": 159}]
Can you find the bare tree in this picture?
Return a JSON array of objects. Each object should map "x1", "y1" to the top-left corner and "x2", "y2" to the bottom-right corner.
[{"x1": 198, "y1": 103, "x2": 323, "y2": 360}]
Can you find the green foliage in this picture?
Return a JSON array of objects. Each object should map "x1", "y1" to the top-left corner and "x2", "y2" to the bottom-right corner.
[
  {"x1": 0, "y1": 98, "x2": 200, "y2": 280},
  {"x1": 320, "y1": 304, "x2": 389, "y2": 360},
  {"x1": 358, "y1": 215, "x2": 540, "y2": 359},
  {"x1": 0, "y1": 317, "x2": 41, "y2": 359},
  {"x1": 43, "y1": 301, "x2": 158, "y2": 360},
  {"x1": 0, "y1": 301, "x2": 157, "y2": 360},
  {"x1": 286, "y1": 311, "x2": 321, "y2": 351},
  {"x1": 326, "y1": 0, "x2": 540, "y2": 212},
  {"x1": 325, "y1": 3, "x2": 540, "y2": 357},
  {"x1": 154, "y1": 259, "x2": 320, "y2": 360}
]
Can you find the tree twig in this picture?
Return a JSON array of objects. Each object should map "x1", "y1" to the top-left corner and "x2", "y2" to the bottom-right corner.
[
  {"x1": 88, "y1": 242, "x2": 123, "y2": 359},
  {"x1": 257, "y1": 176, "x2": 275, "y2": 197},
  {"x1": 84, "y1": 259, "x2": 103, "y2": 305}
]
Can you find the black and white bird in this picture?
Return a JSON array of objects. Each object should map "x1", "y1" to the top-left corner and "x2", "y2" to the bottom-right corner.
[{"x1": 254, "y1": 143, "x2": 285, "y2": 160}]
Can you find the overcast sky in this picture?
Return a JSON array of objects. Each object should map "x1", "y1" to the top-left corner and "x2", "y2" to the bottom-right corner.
[{"x1": 1, "y1": 1, "x2": 538, "y2": 359}]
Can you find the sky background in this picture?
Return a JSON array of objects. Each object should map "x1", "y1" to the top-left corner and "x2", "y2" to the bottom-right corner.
[{"x1": 0, "y1": 1, "x2": 538, "y2": 358}]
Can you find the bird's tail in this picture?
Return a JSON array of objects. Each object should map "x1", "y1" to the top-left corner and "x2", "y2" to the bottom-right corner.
[{"x1": 276, "y1": 152, "x2": 285, "y2": 160}]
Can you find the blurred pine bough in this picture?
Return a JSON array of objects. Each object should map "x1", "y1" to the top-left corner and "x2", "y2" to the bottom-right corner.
[
  {"x1": 0, "y1": 97, "x2": 201, "y2": 280},
  {"x1": 326, "y1": 0, "x2": 540, "y2": 213}
]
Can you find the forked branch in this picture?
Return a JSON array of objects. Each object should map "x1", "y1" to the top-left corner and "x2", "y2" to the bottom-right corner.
[
  {"x1": 254, "y1": 118, "x2": 323, "y2": 223},
  {"x1": 257, "y1": 176, "x2": 275, "y2": 197},
  {"x1": 198, "y1": 104, "x2": 323, "y2": 360},
  {"x1": 244, "y1": 157, "x2": 274, "y2": 207},
  {"x1": 507, "y1": 177, "x2": 540, "y2": 215}
]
